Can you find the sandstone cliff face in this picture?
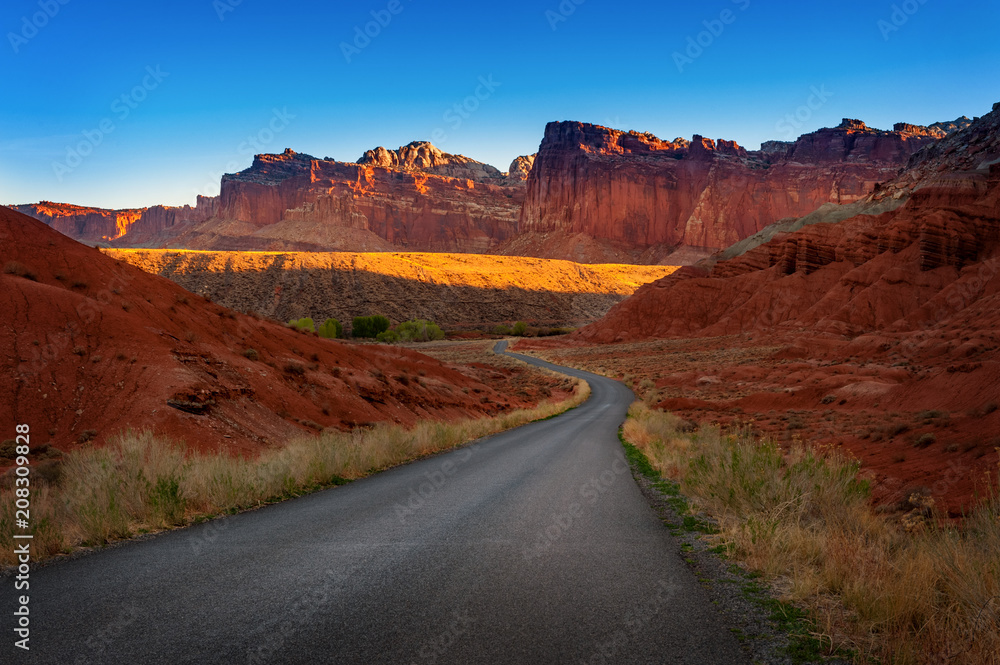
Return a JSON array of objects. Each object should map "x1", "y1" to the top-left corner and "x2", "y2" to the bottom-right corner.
[
  {"x1": 519, "y1": 119, "x2": 954, "y2": 262},
  {"x1": 557, "y1": 109, "x2": 1000, "y2": 512},
  {"x1": 506, "y1": 154, "x2": 536, "y2": 182},
  {"x1": 190, "y1": 147, "x2": 527, "y2": 253},
  {"x1": 578, "y1": 107, "x2": 1000, "y2": 344},
  {"x1": 12, "y1": 117, "x2": 970, "y2": 262},
  {"x1": 12, "y1": 200, "x2": 216, "y2": 244},
  {"x1": 358, "y1": 141, "x2": 506, "y2": 182}
]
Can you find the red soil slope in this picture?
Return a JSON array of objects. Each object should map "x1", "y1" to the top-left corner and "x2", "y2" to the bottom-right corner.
[
  {"x1": 0, "y1": 208, "x2": 532, "y2": 461},
  {"x1": 527, "y1": 106, "x2": 1000, "y2": 513}
]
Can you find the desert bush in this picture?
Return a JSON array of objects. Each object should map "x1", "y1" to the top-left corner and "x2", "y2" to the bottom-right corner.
[
  {"x1": 352, "y1": 315, "x2": 391, "y2": 339},
  {"x1": 317, "y1": 318, "x2": 343, "y2": 340},
  {"x1": 3, "y1": 261, "x2": 38, "y2": 281},
  {"x1": 288, "y1": 317, "x2": 315, "y2": 333},
  {"x1": 512, "y1": 321, "x2": 528, "y2": 336},
  {"x1": 492, "y1": 324, "x2": 513, "y2": 336},
  {"x1": 623, "y1": 402, "x2": 1000, "y2": 664},
  {"x1": 283, "y1": 361, "x2": 306, "y2": 376},
  {"x1": 242, "y1": 348, "x2": 260, "y2": 361}
]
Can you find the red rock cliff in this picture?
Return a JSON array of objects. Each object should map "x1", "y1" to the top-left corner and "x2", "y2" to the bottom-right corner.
[
  {"x1": 520, "y1": 118, "x2": 966, "y2": 262},
  {"x1": 577, "y1": 107, "x2": 999, "y2": 344},
  {"x1": 11, "y1": 199, "x2": 217, "y2": 245},
  {"x1": 194, "y1": 147, "x2": 528, "y2": 253}
]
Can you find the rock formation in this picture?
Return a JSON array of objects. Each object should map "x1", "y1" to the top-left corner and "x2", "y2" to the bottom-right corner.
[
  {"x1": 575, "y1": 107, "x2": 999, "y2": 343},
  {"x1": 528, "y1": 106, "x2": 998, "y2": 513},
  {"x1": 518, "y1": 118, "x2": 966, "y2": 263},
  {"x1": 11, "y1": 116, "x2": 971, "y2": 263},
  {"x1": 12, "y1": 199, "x2": 217, "y2": 245},
  {"x1": 0, "y1": 207, "x2": 539, "y2": 457}
]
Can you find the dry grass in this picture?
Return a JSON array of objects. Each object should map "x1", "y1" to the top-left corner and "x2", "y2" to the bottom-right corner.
[
  {"x1": 0, "y1": 380, "x2": 589, "y2": 567},
  {"x1": 623, "y1": 402, "x2": 1000, "y2": 665}
]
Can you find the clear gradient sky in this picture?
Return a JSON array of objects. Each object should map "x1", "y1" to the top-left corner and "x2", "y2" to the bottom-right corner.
[{"x1": 1, "y1": 0, "x2": 998, "y2": 209}]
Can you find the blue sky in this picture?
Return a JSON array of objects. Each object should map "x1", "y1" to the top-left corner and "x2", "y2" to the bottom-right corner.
[{"x1": 1, "y1": 0, "x2": 998, "y2": 208}]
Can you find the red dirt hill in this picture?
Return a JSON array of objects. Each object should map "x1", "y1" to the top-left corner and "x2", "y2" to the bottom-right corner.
[
  {"x1": 0, "y1": 207, "x2": 531, "y2": 460},
  {"x1": 527, "y1": 105, "x2": 1000, "y2": 513}
]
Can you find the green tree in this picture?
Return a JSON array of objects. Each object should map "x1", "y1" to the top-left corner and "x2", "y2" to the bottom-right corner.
[
  {"x1": 376, "y1": 319, "x2": 446, "y2": 344},
  {"x1": 376, "y1": 329, "x2": 400, "y2": 343},
  {"x1": 352, "y1": 315, "x2": 391, "y2": 339},
  {"x1": 512, "y1": 321, "x2": 528, "y2": 336},
  {"x1": 317, "y1": 318, "x2": 343, "y2": 339},
  {"x1": 399, "y1": 320, "x2": 446, "y2": 342},
  {"x1": 288, "y1": 317, "x2": 315, "y2": 333}
]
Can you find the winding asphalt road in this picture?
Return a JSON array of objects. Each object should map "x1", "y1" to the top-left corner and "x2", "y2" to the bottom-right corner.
[{"x1": 8, "y1": 343, "x2": 746, "y2": 664}]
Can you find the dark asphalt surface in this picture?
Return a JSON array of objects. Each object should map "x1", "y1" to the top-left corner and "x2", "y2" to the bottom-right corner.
[{"x1": 7, "y1": 342, "x2": 746, "y2": 664}]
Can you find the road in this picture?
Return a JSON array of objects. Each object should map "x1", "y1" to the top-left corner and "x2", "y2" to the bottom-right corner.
[{"x1": 9, "y1": 342, "x2": 746, "y2": 664}]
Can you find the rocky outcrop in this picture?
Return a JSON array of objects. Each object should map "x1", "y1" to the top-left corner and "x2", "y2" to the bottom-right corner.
[
  {"x1": 358, "y1": 141, "x2": 506, "y2": 181},
  {"x1": 181, "y1": 147, "x2": 526, "y2": 254},
  {"x1": 519, "y1": 118, "x2": 958, "y2": 263},
  {"x1": 576, "y1": 105, "x2": 1000, "y2": 344},
  {"x1": 12, "y1": 115, "x2": 973, "y2": 263},
  {"x1": 506, "y1": 154, "x2": 536, "y2": 182},
  {"x1": 12, "y1": 200, "x2": 216, "y2": 244}
]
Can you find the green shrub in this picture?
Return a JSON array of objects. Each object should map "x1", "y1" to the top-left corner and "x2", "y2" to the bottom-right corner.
[
  {"x1": 317, "y1": 318, "x2": 343, "y2": 339},
  {"x1": 378, "y1": 319, "x2": 445, "y2": 344},
  {"x1": 288, "y1": 317, "x2": 315, "y2": 333},
  {"x1": 352, "y1": 315, "x2": 391, "y2": 339},
  {"x1": 512, "y1": 321, "x2": 528, "y2": 336},
  {"x1": 492, "y1": 324, "x2": 513, "y2": 336}
]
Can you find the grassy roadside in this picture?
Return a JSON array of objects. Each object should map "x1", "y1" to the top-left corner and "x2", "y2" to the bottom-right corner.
[
  {"x1": 621, "y1": 402, "x2": 1000, "y2": 665},
  {"x1": 0, "y1": 379, "x2": 590, "y2": 568}
]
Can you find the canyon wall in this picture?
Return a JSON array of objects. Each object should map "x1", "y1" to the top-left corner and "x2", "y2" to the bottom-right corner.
[
  {"x1": 11, "y1": 117, "x2": 971, "y2": 262},
  {"x1": 12, "y1": 198, "x2": 218, "y2": 245},
  {"x1": 518, "y1": 118, "x2": 970, "y2": 263},
  {"x1": 577, "y1": 108, "x2": 999, "y2": 344}
]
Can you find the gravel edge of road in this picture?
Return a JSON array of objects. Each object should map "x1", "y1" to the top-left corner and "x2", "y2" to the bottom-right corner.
[{"x1": 623, "y1": 446, "x2": 852, "y2": 665}]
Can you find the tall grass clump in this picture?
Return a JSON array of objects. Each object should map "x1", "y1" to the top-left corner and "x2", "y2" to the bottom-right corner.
[
  {"x1": 0, "y1": 381, "x2": 590, "y2": 568},
  {"x1": 622, "y1": 402, "x2": 1000, "y2": 664}
]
